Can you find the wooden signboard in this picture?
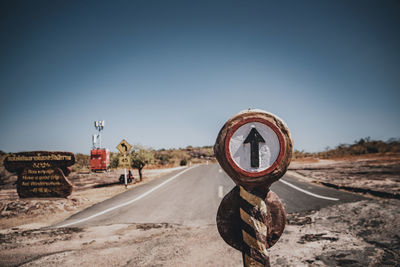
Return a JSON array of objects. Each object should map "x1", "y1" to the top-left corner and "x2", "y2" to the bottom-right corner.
[{"x1": 3, "y1": 151, "x2": 75, "y2": 198}]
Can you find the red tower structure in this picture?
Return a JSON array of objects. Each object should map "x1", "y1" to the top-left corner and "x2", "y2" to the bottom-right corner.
[{"x1": 90, "y1": 120, "x2": 110, "y2": 172}]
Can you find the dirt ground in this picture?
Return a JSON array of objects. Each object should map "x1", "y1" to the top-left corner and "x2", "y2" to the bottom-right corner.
[
  {"x1": 0, "y1": 167, "x2": 185, "y2": 229},
  {"x1": 1, "y1": 156, "x2": 400, "y2": 266},
  {"x1": 289, "y1": 153, "x2": 400, "y2": 197},
  {"x1": 0, "y1": 198, "x2": 398, "y2": 266}
]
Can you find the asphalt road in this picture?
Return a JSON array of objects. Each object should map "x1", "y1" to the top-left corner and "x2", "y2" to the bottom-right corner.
[{"x1": 57, "y1": 164, "x2": 365, "y2": 228}]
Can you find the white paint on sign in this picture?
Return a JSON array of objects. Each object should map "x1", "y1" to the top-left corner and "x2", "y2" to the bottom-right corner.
[
  {"x1": 229, "y1": 122, "x2": 280, "y2": 172},
  {"x1": 218, "y1": 186, "x2": 224, "y2": 198}
]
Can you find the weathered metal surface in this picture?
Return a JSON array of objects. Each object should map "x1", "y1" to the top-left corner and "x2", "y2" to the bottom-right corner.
[
  {"x1": 216, "y1": 186, "x2": 286, "y2": 254},
  {"x1": 214, "y1": 109, "x2": 293, "y2": 192},
  {"x1": 214, "y1": 109, "x2": 292, "y2": 266},
  {"x1": 90, "y1": 149, "x2": 110, "y2": 172},
  {"x1": 3, "y1": 151, "x2": 75, "y2": 198}
]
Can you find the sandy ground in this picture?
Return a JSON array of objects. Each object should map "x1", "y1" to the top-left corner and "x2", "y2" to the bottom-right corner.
[
  {"x1": 289, "y1": 154, "x2": 400, "y2": 197},
  {"x1": 1, "y1": 199, "x2": 398, "y2": 266},
  {"x1": 1, "y1": 156, "x2": 400, "y2": 266}
]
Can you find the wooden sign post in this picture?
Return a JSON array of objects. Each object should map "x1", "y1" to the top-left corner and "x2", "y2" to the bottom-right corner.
[
  {"x1": 3, "y1": 151, "x2": 75, "y2": 198},
  {"x1": 117, "y1": 139, "x2": 132, "y2": 187},
  {"x1": 214, "y1": 109, "x2": 293, "y2": 267}
]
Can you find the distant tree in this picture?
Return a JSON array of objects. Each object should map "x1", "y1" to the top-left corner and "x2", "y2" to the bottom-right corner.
[
  {"x1": 388, "y1": 138, "x2": 400, "y2": 144},
  {"x1": 357, "y1": 138, "x2": 366, "y2": 146},
  {"x1": 71, "y1": 153, "x2": 90, "y2": 172},
  {"x1": 0, "y1": 152, "x2": 9, "y2": 185},
  {"x1": 155, "y1": 153, "x2": 172, "y2": 165},
  {"x1": 309, "y1": 137, "x2": 400, "y2": 159},
  {"x1": 109, "y1": 153, "x2": 119, "y2": 169},
  {"x1": 130, "y1": 146, "x2": 154, "y2": 181}
]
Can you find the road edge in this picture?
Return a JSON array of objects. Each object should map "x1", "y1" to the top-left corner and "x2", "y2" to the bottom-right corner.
[{"x1": 287, "y1": 170, "x2": 400, "y2": 200}]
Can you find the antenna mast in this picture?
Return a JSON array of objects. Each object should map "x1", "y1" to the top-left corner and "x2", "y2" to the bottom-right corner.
[{"x1": 93, "y1": 120, "x2": 105, "y2": 149}]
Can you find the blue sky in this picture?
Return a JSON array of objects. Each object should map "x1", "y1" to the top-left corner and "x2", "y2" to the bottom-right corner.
[{"x1": 1, "y1": 0, "x2": 399, "y2": 153}]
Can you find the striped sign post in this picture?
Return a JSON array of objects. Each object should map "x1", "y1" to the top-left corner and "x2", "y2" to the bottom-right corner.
[{"x1": 214, "y1": 109, "x2": 293, "y2": 267}]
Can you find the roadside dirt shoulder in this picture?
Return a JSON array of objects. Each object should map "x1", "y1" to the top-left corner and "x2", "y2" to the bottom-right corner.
[
  {"x1": 0, "y1": 167, "x2": 185, "y2": 230},
  {"x1": 1, "y1": 198, "x2": 398, "y2": 266},
  {"x1": 288, "y1": 154, "x2": 400, "y2": 198}
]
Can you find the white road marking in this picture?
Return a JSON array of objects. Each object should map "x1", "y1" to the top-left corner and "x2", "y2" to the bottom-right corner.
[
  {"x1": 58, "y1": 166, "x2": 196, "y2": 227},
  {"x1": 219, "y1": 169, "x2": 223, "y2": 173},
  {"x1": 218, "y1": 186, "x2": 224, "y2": 198},
  {"x1": 279, "y1": 179, "x2": 339, "y2": 201}
]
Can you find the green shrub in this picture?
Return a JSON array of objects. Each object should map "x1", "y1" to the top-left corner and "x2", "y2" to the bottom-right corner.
[
  {"x1": 109, "y1": 153, "x2": 119, "y2": 168},
  {"x1": 155, "y1": 153, "x2": 172, "y2": 165},
  {"x1": 312, "y1": 138, "x2": 400, "y2": 159}
]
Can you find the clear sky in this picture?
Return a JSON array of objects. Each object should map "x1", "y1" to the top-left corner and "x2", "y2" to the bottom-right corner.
[{"x1": 1, "y1": 0, "x2": 399, "y2": 154}]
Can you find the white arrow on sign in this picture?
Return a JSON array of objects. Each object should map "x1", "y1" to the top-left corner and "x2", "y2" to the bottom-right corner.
[{"x1": 228, "y1": 122, "x2": 281, "y2": 173}]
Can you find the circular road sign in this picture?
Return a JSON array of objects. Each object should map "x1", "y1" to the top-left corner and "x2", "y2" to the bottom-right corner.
[{"x1": 214, "y1": 109, "x2": 293, "y2": 191}]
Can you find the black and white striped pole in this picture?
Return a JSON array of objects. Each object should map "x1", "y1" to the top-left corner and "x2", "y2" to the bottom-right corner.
[{"x1": 214, "y1": 109, "x2": 293, "y2": 266}]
